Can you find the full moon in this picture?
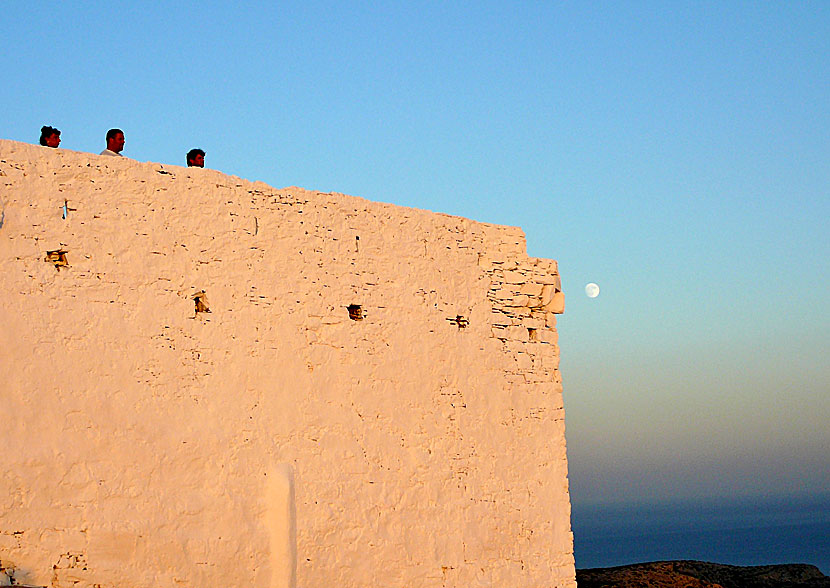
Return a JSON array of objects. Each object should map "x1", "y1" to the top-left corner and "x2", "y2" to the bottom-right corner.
[{"x1": 585, "y1": 283, "x2": 600, "y2": 298}]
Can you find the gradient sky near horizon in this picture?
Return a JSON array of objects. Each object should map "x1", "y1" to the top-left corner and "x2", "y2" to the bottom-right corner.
[{"x1": 4, "y1": 2, "x2": 828, "y2": 507}]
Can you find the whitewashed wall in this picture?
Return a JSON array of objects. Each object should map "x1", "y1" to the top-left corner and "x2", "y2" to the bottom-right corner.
[{"x1": 0, "y1": 140, "x2": 574, "y2": 588}]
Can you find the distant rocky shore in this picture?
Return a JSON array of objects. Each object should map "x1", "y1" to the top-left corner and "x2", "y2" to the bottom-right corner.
[{"x1": 576, "y1": 560, "x2": 830, "y2": 588}]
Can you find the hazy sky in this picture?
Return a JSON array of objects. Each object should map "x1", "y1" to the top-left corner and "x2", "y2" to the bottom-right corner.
[{"x1": 4, "y1": 2, "x2": 828, "y2": 506}]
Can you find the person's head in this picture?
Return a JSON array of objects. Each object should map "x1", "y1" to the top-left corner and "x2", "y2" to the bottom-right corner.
[
  {"x1": 105, "y1": 128, "x2": 125, "y2": 153},
  {"x1": 40, "y1": 126, "x2": 61, "y2": 148},
  {"x1": 187, "y1": 148, "x2": 205, "y2": 168}
]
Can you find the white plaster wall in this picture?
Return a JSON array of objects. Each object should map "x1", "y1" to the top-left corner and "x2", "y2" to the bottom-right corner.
[{"x1": 0, "y1": 140, "x2": 574, "y2": 588}]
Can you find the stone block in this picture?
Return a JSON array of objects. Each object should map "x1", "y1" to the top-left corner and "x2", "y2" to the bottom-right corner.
[
  {"x1": 514, "y1": 352, "x2": 533, "y2": 371},
  {"x1": 539, "y1": 329, "x2": 558, "y2": 345},
  {"x1": 545, "y1": 312, "x2": 558, "y2": 328},
  {"x1": 519, "y1": 282, "x2": 544, "y2": 296},
  {"x1": 491, "y1": 326, "x2": 508, "y2": 339},
  {"x1": 540, "y1": 284, "x2": 555, "y2": 307},
  {"x1": 491, "y1": 288, "x2": 514, "y2": 300},
  {"x1": 505, "y1": 325, "x2": 528, "y2": 341},
  {"x1": 502, "y1": 270, "x2": 527, "y2": 284},
  {"x1": 505, "y1": 339, "x2": 528, "y2": 353},
  {"x1": 545, "y1": 291, "x2": 565, "y2": 314},
  {"x1": 507, "y1": 294, "x2": 530, "y2": 307}
]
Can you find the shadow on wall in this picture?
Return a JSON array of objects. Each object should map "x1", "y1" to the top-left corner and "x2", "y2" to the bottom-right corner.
[{"x1": 0, "y1": 464, "x2": 297, "y2": 588}]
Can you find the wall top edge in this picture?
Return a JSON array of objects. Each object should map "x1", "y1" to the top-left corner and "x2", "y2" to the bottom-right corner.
[{"x1": 0, "y1": 139, "x2": 546, "y2": 261}]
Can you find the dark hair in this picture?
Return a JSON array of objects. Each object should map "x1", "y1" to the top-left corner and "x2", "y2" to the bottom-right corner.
[
  {"x1": 186, "y1": 148, "x2": 205, "y2": 165},
  {"x1": 40, "y1": 126, "x2": 60, "y2": 146},
  {"x1": 106, "y1": 128, "x2": 124, "y2": 141}
]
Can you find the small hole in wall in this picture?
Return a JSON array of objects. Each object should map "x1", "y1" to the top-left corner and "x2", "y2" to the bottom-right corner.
[
  {"x1": 447, "y1": 315, "x2": 469, "y2": 329},
  {"x1": 528, "y1": 328, "x2": 538, "y2": 341},
  {"x1": 347, "y1": 304, "x2": 363, "y2": 320},
  {"x1": 45, "y1": 249, "x2": 68, "y2": 269},
  {"x1": 193, "y1": 290, "x2": 211, "y2": 313}
]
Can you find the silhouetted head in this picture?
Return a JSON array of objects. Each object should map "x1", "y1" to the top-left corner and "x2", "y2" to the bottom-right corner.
[
  {"x1": 105, "y1": 128, "x2": 125, "y2": 153},
  {"x1": 187, "y1": 148, "x2": 205, "y2": 168},
  {"x1": 40, "y1": 126, "x2": 61, "y2": 148}
]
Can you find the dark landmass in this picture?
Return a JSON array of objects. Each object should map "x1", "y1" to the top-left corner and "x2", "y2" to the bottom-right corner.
[{"x1": 577, "y1": 560, "x2": 830, "y2": 588}]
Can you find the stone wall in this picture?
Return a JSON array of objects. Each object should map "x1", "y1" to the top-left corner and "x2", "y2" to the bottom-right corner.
[{"x1": 0, "y1": 140, "x2": 574, "y2": 587}]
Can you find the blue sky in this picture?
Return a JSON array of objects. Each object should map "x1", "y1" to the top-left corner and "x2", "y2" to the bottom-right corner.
[{"x1": 4, "y1": 2, "x2": 828, "y2": 507}]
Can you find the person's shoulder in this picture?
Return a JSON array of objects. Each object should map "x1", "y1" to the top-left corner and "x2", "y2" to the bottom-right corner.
[{"x1": 100, "y1": 149, "x2": 122, "y2": 156}]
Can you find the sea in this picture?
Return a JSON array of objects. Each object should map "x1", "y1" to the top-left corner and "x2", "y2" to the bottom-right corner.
[{"x1": 571, "y1": 493, "x2": 830, "y2": 575}]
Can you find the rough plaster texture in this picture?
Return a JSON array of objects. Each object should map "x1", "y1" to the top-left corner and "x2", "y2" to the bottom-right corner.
[{"x1": 0, "y1": 139, "x2": 574, "y2": 587}]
